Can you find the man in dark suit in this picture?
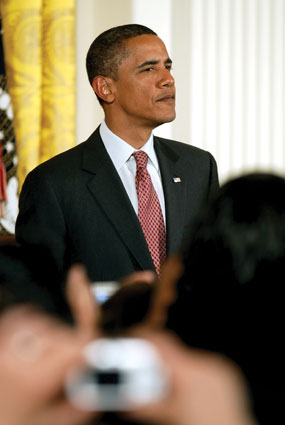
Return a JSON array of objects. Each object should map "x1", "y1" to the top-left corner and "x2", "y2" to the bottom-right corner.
[{"x1": 15, "y1": 24, "x2": 219, "y2": 283}]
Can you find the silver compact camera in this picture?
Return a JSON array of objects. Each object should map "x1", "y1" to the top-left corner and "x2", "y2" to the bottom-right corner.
[{"x1": 65, "y1": 337, "x2": 169, "y2": 411}]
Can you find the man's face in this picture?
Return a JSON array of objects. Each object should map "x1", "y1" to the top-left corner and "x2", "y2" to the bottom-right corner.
[{"x1": 111, "y1": 34, "x2": 176, "y2": 130}]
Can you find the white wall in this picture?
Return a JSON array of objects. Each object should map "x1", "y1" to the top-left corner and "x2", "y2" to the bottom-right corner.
[
  {"x1": 182, "y1": 0, "x2": 285, "y2": 183},
  {"x1": 76, "y1": 0, "x2": 285, "y2": 183}
]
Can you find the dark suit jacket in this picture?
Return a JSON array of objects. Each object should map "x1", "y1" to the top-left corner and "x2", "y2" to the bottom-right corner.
[{"x1": 15, "y1": 127, "x2": 219, "y2": 282}]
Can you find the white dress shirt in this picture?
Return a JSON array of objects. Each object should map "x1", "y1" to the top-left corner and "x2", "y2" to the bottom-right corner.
[{"x1": 99, "y1": 120, "x2": 166, "y2": 226}]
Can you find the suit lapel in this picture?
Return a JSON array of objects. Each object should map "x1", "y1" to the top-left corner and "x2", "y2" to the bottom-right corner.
[
  {"x1": 154, "y1": 136, "x2": 186, "y2": 255},
  {"x1": 81, "y1": 128, "x2": 155, "y2": 271}
]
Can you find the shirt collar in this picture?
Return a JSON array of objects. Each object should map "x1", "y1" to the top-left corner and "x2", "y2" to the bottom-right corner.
[{"x1": 99, "y1": 120, "x2": 159, "y2": 172}]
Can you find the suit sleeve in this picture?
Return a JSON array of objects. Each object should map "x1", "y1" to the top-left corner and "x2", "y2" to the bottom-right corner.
[
  {"x1": 15, "y1": 167, "x2": 67, "y2": 272},
  {"x1": 208, "y1": 152, "x2": 220, "y2": 198}
]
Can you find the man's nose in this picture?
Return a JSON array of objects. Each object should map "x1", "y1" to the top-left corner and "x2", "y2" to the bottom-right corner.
[{"x1": 158, "y1": 69, "x2": 175, "y2": 88}]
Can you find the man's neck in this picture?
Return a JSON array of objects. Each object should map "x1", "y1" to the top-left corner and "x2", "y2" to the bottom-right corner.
[{"x1": 105, "y1": 117, "x2": 154, "y2": 149}]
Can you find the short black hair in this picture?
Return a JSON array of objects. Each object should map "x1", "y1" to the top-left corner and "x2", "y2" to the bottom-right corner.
[
  {"x1": 86, "y1": 24, "x2": 157, "y2": 102},
  {"x1": 0, "y1": 244, "x2": 74, "y2": 324},
  {"x1": 181, "y1": 172, "x2": 285, "y2": 287}
]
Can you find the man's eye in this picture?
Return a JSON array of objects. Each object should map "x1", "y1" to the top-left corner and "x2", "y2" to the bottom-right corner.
[
  {"x1": 166, "y1": 65, "x2": 172, "y2": 71},
  {"x1": 144, "y1": 67, "x2": 154, "y2": 72}
]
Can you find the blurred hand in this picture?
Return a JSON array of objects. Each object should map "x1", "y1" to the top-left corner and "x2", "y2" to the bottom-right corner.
[
  {"x1": 123, "y1": 330, "x2": 257, "y2": 425},
  {"x1": 120, "y1": 269, "x2": 157, "y2": 287},
  {"x1": 0, "y1": 264, "x2": 101, "y2": 425}
]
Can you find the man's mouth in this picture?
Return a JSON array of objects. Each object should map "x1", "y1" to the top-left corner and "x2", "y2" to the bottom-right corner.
[{"x1": 156, "y1": 94, "x2": 175, "y2": 103}]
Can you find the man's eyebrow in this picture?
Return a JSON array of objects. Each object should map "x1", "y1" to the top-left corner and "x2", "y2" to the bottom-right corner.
[
  {"x1": 137, "y1": 60, "x2": 159, "y2": 69},
  {"x1": 136, "y1": 58, "x2": 172, "y2": 69}
]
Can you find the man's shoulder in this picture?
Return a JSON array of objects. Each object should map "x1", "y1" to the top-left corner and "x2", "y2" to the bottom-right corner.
[
  {"x1": 154, "y1": 135, "x2": 215, "y2": 160},
  {"x1": 29, "y1": 127, "x2": 101, "y2": 175}
]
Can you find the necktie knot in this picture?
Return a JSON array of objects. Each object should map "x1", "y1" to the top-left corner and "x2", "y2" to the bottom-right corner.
[{"x1": 133, "y1": 150, "x2": 148, "y2": 170}]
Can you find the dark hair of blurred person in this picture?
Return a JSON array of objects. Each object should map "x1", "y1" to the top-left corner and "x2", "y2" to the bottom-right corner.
[
  {"x1": 0, "y1": 243, "x2": 73, "y2": 322},
  {"x1": 165, "y1": 172, "x2": 285, "y2": 425}
]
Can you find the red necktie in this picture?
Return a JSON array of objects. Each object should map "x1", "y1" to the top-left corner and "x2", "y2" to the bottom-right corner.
[{"x1": 133, "y1": 151, "x2": 166, "y2": 274}]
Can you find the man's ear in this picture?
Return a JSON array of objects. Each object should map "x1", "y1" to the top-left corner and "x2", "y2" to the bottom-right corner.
[{"x1": 92, "y1": 76, "x2": 115, "y2": 103}]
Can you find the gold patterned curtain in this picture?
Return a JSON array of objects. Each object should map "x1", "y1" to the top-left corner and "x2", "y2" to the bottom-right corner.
[{"x1": 0, "y1": 0, "x2": 75, "y2": 190}]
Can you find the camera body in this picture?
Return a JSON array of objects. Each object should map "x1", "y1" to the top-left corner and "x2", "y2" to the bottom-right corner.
[{"x1": 65, "y1": 337, "x2": 169, "y2": 411}]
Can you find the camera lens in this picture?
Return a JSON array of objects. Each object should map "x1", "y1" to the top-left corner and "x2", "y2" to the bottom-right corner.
[{"x1": 94, "y1": 370, "x2": 121, "y2": 385}]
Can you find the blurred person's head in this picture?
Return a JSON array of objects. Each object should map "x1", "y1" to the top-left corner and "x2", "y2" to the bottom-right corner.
[
  {"x1": 0, "y1": 244, "x2": 72, "y2": 320},
  {"x1": 180, "y1": 172, "x2": 285, "y2": 288},
  {"x1": 0, "y1": 244, "x2": 97, "y2": 425},
  {"x1": 165, "y1": 172, "x2": 285, "y2": 424}
]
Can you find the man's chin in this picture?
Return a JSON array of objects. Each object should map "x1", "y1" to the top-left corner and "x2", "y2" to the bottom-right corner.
[{"x1": 154, "y1": 111, "x2": 176, "y2": 127}]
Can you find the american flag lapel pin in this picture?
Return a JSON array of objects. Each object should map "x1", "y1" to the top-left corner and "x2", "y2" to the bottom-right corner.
[{"x1": 172, "y1": 177, "x2": 181, "y2": 183}]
